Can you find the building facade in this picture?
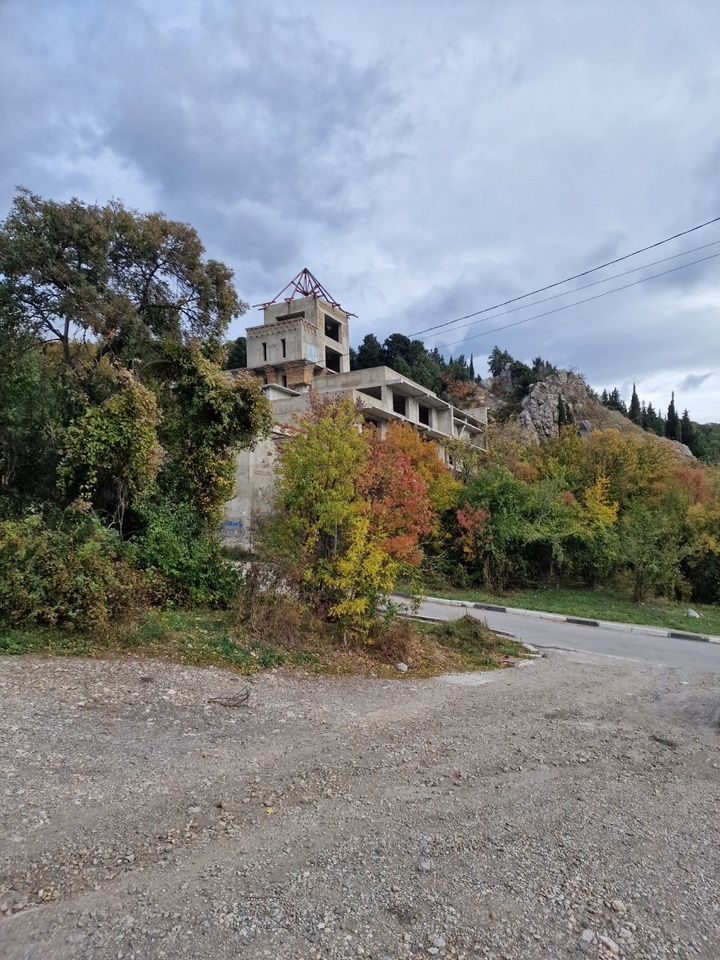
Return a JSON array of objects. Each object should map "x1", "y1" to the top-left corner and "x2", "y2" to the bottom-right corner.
[{"x1": 223, "y1": 270, "x2": 486, "y2": 545}]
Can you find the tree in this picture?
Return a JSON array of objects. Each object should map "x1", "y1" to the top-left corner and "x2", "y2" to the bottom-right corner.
[
  {"x1": 680, "y1": 408, "x2": 694, "y2": 450},
  {"x1": 271, "y1": 395, "x2": 433, "y2": 638},
  {"x1": 629, "y1": 383, "x2": 641, "y2": 424},
  {"x1": 604, "y1": 388, "x2": 627, "y2": 415},
  {"x1": 488, "y1": 346, "x2": 514, "y2": 377},
  {"x1": 0, "y1": 189, "x2": 243, "y2": 378},
  {"x1": 557, "y1": 396, "x2": 573, "y2": 428},
  {"x1": 0, "y1": 190, "x2": 272, "y2": 606},
  {"x1": 665, "y1": 391, "x2": 679, "y2": 441},
  {"x1": 224, "y1": 336, "x2": 247, "y2": 369},
  {"x1": 469, "y1": 354, "x2": 475, "y2": 379},
  {"x1": 0, "y1": 191, "x2": 271, "y2": 518},
  {"x1": 353, "y1": 333, "x2": 385, "y2": 370}
]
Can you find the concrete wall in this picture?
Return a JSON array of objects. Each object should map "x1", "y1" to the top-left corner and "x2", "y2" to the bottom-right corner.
[{"x1": 222, "y1": 433, "x2": 279, "y2": 547}]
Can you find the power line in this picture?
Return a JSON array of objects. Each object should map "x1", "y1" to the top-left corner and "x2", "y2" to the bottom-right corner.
[
  {"x1": 410, "y1": 214, "x2": 720, "y2": 338},
  {"x1": 429, "y1": 239, "x2": 720, "y2": 342},
  {"x1": 437, "y1": 250, "x2": 720, "y2": 352}
]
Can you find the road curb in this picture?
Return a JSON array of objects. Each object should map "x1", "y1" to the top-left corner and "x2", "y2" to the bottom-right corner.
[{"x1": 394, "y1": 594, "x2": 720, "y2": 645}]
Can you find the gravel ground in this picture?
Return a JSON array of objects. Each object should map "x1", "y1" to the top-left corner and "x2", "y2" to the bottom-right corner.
[{"x1": 1, "y1": 649, "x2": 719, "y2": 960}]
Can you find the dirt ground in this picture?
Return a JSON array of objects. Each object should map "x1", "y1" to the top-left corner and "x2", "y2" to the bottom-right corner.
[{"x1": 1, "y1": 648, "x2": 719, "y2": 960}]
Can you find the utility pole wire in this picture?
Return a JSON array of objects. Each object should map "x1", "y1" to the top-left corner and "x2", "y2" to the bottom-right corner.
[
  {"x1": 428, "y1": 238, "x2": 720, "y2": 341},
  {"x1": 437, "y1": 249, "x2": 720, "y2": 352},
  {"x1": 410, "y1": 214, "x2": 720, "y2": 338}
]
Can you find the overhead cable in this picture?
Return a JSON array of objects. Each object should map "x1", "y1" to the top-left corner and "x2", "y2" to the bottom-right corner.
[
  {"x1": 410, "y1": 214, "x2": 720, "y2": 339},
  {"x1": 437, "y1": 250, "x2": 720, "y2": 352}
]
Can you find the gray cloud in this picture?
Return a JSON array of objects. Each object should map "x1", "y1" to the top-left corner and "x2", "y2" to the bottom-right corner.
[
  {"x1": 3, "y1": 0, "x2": 720, "y2": 420},
  {"x1": 680, "y1": 372, "x2": 715, "y2": 392}
]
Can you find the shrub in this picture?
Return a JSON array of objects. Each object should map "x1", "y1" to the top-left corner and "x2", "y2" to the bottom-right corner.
[
  {"x1": 0, "y1": 510, "x2": 147, "y2": 630},
  {"x1": 136, "y1": 498, "x2": 240, "y2": 607}
]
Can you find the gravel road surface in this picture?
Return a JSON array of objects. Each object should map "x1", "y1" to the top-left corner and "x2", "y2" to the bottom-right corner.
[{"x1": 1, "y1": 650, "x2": 719, "y2": 960}]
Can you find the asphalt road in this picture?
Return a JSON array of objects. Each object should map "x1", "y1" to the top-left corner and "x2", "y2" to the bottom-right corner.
[{"x1": 407, "y1": 597, "x2": 720, "y2": 673}]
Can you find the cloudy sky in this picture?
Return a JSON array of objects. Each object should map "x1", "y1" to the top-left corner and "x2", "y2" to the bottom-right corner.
[{"x1": 2, "y1": 0, "x2": 720, "y2": 421}]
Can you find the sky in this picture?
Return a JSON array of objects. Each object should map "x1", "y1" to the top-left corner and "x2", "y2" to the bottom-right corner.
[{"x1": 2, "y1": 0, "x2": 720, "y2": 421}]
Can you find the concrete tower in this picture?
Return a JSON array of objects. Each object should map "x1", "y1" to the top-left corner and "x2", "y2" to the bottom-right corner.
[{"x1": 245, "y1": 268, "x2": 352, "y2": 391}]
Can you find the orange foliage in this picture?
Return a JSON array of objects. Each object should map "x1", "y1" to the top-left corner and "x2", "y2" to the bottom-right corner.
[
  {"x1": 383, "y1": 422, "x2": 461, "y2": 513},
  {"x1": 359, "y1": 429, "x2": 435, "y2": 566},
  {"x1": 672, "y1": 465, "x2": 709, "y2": 505}
]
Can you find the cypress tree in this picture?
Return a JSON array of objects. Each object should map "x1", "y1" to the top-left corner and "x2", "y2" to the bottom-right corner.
[
  {"x1": 469, "y1": 354, "x2": 475, "y2": 379},
  {"x1": 665, "y1": 392, "x2": 678, "y2": 440},
  {"x1": 629, "y1": 383, "x2": 641, "y2": 424}
]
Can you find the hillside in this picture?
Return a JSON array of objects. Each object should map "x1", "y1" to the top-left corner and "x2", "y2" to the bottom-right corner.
[{"x1": 472, "y1": 367, "x2": 695, "y2": 460}]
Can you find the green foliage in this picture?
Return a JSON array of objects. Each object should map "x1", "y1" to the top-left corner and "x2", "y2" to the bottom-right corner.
[
  {"x1": 0, "y1": 189, "x2": 244, "y2": 374},
  {"x1": 618, "y1": 501, "x2": 684, "y2": 602},
  {"x1": 351, "y1": 333, "x2": 476, "y2": 400},
  {"x1": 0, "y1": 190, "x2": 273, "y2": 625},
  {"x1": 271, "y1": 395, "x2": 397, "y2": 637},
  {"x1": 269, "y1": 395, "x2": 434, "y2": 639},
  {"x1": 224, "y1": 336, "x2": 247, "y2": 369},
  {"x1": 59, "y1": 367, "x2": 163, "y2": 529},
  {"x1": 136, "y1": 498, "x2": 240, "y2": 607},
  {"x1": 424, "y1": 614, "x2": 527, "y2": 669},
  {"x1": 488, "y1": 347, "x2": 514, "y2": 377},
  {"x1": 0, "y1": 511, "x2": 147, "y2": 630},
  {"x1": 155, "y1": 345, "x2": 272, "y2": 526}
]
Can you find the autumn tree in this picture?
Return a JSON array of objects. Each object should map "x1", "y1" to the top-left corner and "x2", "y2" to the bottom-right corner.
[{"x1": 271, "y1": 396, "x2": 434, "y2": 638}]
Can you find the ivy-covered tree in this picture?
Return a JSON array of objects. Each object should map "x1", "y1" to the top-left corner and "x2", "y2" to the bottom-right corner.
[{"x1": 0, "y1": 189, "x2": 272, "y2": 607}]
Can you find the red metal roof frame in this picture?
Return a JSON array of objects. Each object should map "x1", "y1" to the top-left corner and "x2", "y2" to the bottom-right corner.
[{"x1": 253, "y1": 267, "x2": 356, "y2": 316}]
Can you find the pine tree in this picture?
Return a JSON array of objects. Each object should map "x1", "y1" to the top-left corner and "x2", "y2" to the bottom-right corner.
[
  {"x1": 600, "y1": 389, "x2": 609, "y2": 406},
  {"x1": 469, "y1": 354, "x2": 475, "y2": 379},
  {"x1": 629, "y1": 383, "x2": 641, "y2": 424},
  {"x1": 680, "y1": 409, "x2": 694, "y2": 450},
  {"x1": 607, "y1": 388, "x2": 627, "y2": 415}
]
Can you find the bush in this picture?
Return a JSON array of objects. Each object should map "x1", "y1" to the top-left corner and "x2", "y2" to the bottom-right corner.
[
  {"x1": 136, "y1": 498, "x2": 240, "y2": 607},
  {"x1": 0, "y1": 510, "x2": 147, "y2": 631}
]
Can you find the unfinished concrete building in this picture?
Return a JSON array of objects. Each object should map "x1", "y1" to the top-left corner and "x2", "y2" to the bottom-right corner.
[{"x1": 223, "y1": 269, "x2": 487, "y2": 544}]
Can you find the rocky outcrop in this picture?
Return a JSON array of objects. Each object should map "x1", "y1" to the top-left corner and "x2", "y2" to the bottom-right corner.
[
  {"x1": 517, "y1": 371, "x2": 589, "y2": 442},
  {"x1": 490, "y1": 367, "x2": 695, "y2": 461}
]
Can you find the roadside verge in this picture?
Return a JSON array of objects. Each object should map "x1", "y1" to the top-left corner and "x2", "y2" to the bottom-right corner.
[{"x1": 393, "y1": 594, "x2": 720, "y2": 645}]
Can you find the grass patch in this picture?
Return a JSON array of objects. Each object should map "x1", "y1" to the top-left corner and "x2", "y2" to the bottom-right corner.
[
  {"x1": 412, "y1": 584, "x2": 720, "y2": 636},
  {"x1": 419, "y1": 615, "x2": 528, "y2": 670},
  {"x1": 0, "y1": 607, "x2": 528, "y2": 678},
  {"x1": 0, "y1": 610, "x2": 288, "y2": 673}
]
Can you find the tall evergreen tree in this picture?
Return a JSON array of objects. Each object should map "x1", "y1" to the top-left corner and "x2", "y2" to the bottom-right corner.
[
  {"x1": 665, "y1": 392, "x2": 678, "y2": 440},
  {"x1": 680, "y1": 408, "x2": 694, "y2": 450},
  {"x1": 629, "y1": 383, "x2": 641, "y2": 424},
  {"x1": 469, "y1": 354, "x2": 475, "y2": 379},
  {"x1": 606, "y1": 388, "x2": 627, "y2": 415}
]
